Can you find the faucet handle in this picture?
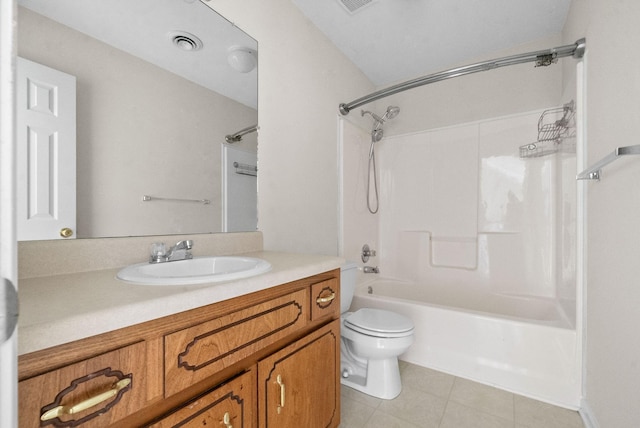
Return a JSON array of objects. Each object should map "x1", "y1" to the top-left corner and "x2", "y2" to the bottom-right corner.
[
  {"x1": 363, "y1": 266, "x2": 379, "y2": 274},
  {"x1": 361, "y1": 244, "x2": 377, "y2": 262},
  {"x1": 149, "y1": 242, "x2": 167, "y2": 263}
]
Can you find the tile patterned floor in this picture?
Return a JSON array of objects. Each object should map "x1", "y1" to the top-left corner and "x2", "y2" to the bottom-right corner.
[{"x1": 339, "y1": 362, "x2": 584, "y2": 428}]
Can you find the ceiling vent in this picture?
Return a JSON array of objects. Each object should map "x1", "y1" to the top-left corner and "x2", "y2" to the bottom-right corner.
[
  {"x1": 168, "y1": 31, "x2": 203, "y2": 51},
  {"x1": 337, "y1": 0, "x2": 377, "y2": 14}
]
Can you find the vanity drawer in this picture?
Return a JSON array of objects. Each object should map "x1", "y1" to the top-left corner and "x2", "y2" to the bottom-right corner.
[
  {"x1": 164, "y1": 289, "x2": 309, "y2": 397},
  {"x1": 18, "y1": 341, "x2": 147, "y2": 428},
  {"x1": 150, "y1": 369, "x2": 255, "y2": 428},
  {"x1": 311, "y1": 277, "x2": 340, "y2": 321}
]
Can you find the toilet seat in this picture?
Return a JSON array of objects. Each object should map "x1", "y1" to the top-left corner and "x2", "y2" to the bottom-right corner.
[{"x1": 344, "y1": 308, "x2": 414, "y2": 338}]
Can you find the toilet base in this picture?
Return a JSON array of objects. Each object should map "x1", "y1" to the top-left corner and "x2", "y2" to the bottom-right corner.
[{"x1": 340, "y1": 356, "x2": 402, "y2": 400}]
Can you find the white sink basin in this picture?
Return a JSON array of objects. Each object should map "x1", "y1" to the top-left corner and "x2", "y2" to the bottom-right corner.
[{"x1": 116, "y1": 256, "x2": 271, "y2": 285}]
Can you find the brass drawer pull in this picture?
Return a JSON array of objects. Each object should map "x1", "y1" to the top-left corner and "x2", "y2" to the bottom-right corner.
[
  {"x1": 222, "y1": 411, "x2": 233, "y2": 428},
  {"x1": 276, "y1": 374, "x2": 285, "y2": 414},
  {"x1": 41, "y1": 378, "x2": 131, "y2": 421},
  {"x1": 316, "y1": 292, "x2": 336, "y2": 304}
]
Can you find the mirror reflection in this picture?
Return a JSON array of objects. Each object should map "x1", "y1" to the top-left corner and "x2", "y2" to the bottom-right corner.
[{"x1": 17, "y1": 0, "x2": 258, "y2": 239}]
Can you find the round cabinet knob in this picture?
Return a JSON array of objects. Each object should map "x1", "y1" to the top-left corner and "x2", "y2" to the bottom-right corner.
[{"x1": 60, "y1": 227, "x2": 74, "y2": 238}]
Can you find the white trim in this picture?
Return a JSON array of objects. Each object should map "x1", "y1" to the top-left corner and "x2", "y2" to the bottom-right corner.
[
  {"x1": 576, "y1": 55, "x2": 591, "y2": 422},
  {"x1": 580, "y1": 398, "x2": 600, "y2": 428},
  {"x1": 0, "y1": 0, "x2": 18, "y2": 426},
  {"x1": 337, "y1": 116, "x2": 345, "y2": 257}
]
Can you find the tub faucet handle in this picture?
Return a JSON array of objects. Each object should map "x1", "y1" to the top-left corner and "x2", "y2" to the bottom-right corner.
[
  {"x1": 362, "y1": 244, "x2": 377, "y2": 262},
  {"x1": 363, "y1": 266, "x2": 379, "y2": 274}
]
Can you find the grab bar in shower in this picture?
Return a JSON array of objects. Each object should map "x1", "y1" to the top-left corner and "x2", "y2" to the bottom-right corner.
[
  {"x1": 142, "y1": 195, "x2": 211, "y2": 204},
  {"x1": 576, "y1": 145, "x2": 640, "y2": 180}
]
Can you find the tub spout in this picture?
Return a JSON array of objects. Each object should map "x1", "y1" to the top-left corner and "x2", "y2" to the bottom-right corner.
[{"x1": 363, "y1": 266, "x2": 379, "y2": 274}]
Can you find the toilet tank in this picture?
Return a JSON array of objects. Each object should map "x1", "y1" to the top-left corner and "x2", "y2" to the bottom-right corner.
[{"x1": 340, "y1": 261, "x2": 358, "y2": 313}]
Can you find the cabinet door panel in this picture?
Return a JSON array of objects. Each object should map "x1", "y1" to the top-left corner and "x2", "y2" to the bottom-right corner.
[
  {"x1": 150, "y1": 370, "x2": 255, "y2": 428},
  {"x1": 19, "y1": 342, "x2": 147, "y2": 428},
  {"x1": 258, "y1": 319, "x2": 340, "y2": 428}
]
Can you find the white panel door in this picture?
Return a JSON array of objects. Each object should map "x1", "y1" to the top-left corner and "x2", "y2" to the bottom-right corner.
[{"x1": 16, "y1": 57, "x2": 76, "y2": 241}]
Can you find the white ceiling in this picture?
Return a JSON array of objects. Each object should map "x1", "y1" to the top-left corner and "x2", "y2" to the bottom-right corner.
[
  {"x1": 292, "y1": 0, "x2": 572, "y2": 87},
  {"x1": 19, "y1": 0, "x2": 571, "y2": 108},
  {"x1": 18, "y1": 0, "x2": 258, "y2": 109}
]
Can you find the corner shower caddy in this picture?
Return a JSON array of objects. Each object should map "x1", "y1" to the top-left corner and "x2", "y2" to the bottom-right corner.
[
  {"x1": 518, "y1": 101, "x2": 640, "y2": 180},
  {"x1": 519, "y1": 101, "x2": 576, "y2": 159}
]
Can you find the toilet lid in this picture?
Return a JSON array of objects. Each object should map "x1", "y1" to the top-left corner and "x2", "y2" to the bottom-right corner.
[{"x1": 345, "y1": 308, "x2": 414, "y2": 338}]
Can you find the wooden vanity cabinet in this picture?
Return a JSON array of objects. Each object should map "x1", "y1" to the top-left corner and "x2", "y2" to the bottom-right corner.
[
  {"x1": 148, "y1": 370, "x2": 256, "y2": 428},
  {"x1": 164, "y1": 288, "x2": 310, "y2": 397},
  {"x1": 18, "y1": 269, "x2": 341, "y2": 428},
  {"x1": 258, "y1": 319, "x2": 340, "y2": 428},
  {"x1": 19, "y1": 342, "x2": 148, "y2": 428}
]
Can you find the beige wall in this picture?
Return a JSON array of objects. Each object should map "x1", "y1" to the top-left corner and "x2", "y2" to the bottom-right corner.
[
  {"x1": 18, "y1": 7, "x2": 258, "y2": 238},
  {"x1": 564, "y1": 1, "x2": 640, "y2": 426},
  {"x1": 206, "y1": 0, "x2": 375, "y2": 256}
]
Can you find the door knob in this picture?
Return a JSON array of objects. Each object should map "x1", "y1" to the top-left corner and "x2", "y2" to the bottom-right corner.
[{"x1": 60, "y1": 227, "x2": 73, "y2": 238}]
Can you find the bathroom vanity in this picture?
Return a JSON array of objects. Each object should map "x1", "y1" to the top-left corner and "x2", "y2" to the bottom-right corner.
[{"x1": 17, "y1": 249, "x2": 342, "y2": 427}]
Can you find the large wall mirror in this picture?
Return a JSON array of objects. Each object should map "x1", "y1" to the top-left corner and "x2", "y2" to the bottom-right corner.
[{"x1": 17, "y1": 0, "x2": 258, "y2": 239}]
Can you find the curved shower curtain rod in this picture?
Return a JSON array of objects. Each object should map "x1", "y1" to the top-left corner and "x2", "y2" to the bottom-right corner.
[
  {"x1": 225, "y1": 124, "x2": 258, "y2": 143},
  {"x1": 339, "y1": 38, "x2": 586, "y2": 115}
]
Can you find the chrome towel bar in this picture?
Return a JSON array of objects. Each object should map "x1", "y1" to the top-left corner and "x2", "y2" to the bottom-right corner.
[
  {"x1": 576, "y1": 145, "x2": 640, "y2": 181},
  {"x1": 233, "y1": 161, "x2": 257, "y2": 177},
  {"x1": 142, "y1": 195, "x2": 211, "y2": 204}
]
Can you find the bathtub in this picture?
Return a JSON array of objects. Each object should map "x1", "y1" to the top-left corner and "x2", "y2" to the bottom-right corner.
[{"x1": 350, "y1": 278, "x2": 581, "y2": 409}]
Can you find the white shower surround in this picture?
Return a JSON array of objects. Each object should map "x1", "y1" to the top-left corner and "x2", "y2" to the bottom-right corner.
[
  {"x1": 340, "y1": 105, "x2": 581, "y2": 408},
  {"x1": 376, "y1": 109, "x2": 575, "y2": 298}
]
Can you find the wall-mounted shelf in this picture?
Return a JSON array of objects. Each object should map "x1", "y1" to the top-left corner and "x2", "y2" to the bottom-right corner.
[
  {"x1": 520, "y1": 101, "x2": 575, "y2": 159},
  {"x1": 576, "y1": 145, "x2": 640, "y2": 181}
]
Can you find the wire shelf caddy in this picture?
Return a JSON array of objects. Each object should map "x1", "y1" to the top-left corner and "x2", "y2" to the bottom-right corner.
[{"x1": 520, "y1": 101, "x2": 575, "y2": 159}]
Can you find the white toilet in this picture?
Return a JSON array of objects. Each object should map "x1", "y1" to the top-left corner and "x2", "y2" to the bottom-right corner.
[{"x1": 340, "y1": 262, "x2": 414, "y2": 399}]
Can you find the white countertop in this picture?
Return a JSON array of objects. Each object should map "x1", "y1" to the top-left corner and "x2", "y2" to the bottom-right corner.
[{"x1": 18, "y1": 251, "x2": 344, "y2": 355}]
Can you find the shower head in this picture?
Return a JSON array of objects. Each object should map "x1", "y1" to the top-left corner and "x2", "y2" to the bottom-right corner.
[
  {"x1": 361, "y1": 105, "x2": 400, "y2": 142},
  {"x1": 371, "y1": 128, "x2": 384, "y2": 142},
  {"x1": 361, "y1": 106, "x2": 400, "y2": 125},
  {"x1": 383, "y1": 106, "x2": 400, "y2": 120}
]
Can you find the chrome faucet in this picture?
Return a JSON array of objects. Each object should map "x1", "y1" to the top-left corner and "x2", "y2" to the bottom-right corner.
[
  {"x1": 361, "y1": 244, "x2": 377, "y2": 263},
  {"x1": 149, "y1": 240, "x2": 193, "y2": 263},
  {"x1": 363, "y1": 266, "x2": 379, "y2": 274}
]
